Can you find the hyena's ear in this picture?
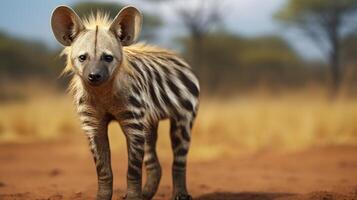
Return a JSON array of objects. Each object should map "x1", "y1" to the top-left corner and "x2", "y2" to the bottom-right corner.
[
  {"x1": 51, "y1": 6, "x2": 84, "y2": 46},
  {"x1": 110, "y1": 6, "x2": 142, "y2": 46}
]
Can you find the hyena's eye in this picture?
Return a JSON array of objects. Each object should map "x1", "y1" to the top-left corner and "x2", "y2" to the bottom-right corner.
[
  {"x1": 78, "y1": 54, "x2": 87, "y2": 62},
  {"x1": 102, "y1": 54, "x2": 113, "y2": 63}
]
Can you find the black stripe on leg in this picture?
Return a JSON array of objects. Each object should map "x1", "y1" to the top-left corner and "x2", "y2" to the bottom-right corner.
[
  {"x1": 82, "y1": 120, "x2": 97, "y2": 127},
  {"x1": 144, "y1": 156, "x2": 157, "y2": 166},
  {"x1": 176, "y1": 148, "x2": 188, "y2": 157},
  {"x1": 132, "y1": 146, "x2": 145, "y2": 157},
  {"x1": 173, "y1": 160, "x2": 186, "y2": 169},
  {"x1": 128, "y1": 164, "x2": 141, "y2": 179},
  {"x1": 121, "y1": 111, "x2": 144, "y2": 120},
  {"x1": 90, "y1": 147, "x2": 97, "y2": 163},
  {"x1": 131, "y1": 135, "x2": 145, "y2": 146},
  {"x1": 180, "y1": 127, "x2": 191, "y2": 142},
  {"x1": 170, "y1": 132, "x2": 181, "y2": 149},
  {"x1": 79, "y1": 111, "x2": 94, "y2": 117},
  {"x1": 131, "y1": 152, "x2": 144, "y2": 166},
  {"x1": 124, "y1": 123, "x2": 144, "y2": 131},
  {"x1": 128, "y1": 144, "x2": 144, "y2": 179}
]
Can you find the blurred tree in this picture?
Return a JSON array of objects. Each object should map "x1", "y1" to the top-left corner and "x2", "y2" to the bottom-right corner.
[
  {"x1": 0, "y1": 32, "x2": 61, "y2": 79},
  {"x1": 181, "y1": 32, "x2": 303, "y2": 91},
  {"x1": 73, "y1": 2, "x2": 163, "y2": 41},
  {"x1": 275, "y1": 0, "x2": 357, "y2": 93},
  {"x1": 340, "y1": 34, "x2": 357, "y2": 88},
  {"x1": 343, "y1": 34, "x2": 357, "y2": 64},
  {"x1": 150, "y1": 0, "x2": 223, "y2": 69},
  {"x1": 177, "y1": 0, "x2": 222, "y2": 70}
]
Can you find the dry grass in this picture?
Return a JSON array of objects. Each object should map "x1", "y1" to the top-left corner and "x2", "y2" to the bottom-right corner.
[
  {"x1": 0, "y1": 94, "x2": 79, "y2": 142},
  {"x1": 1, "y1": 86, "x2": 357, "y2": 160}
]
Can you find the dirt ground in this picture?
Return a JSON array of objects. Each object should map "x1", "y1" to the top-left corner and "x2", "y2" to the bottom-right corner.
[{"x1": 1, "y1": 137, "x2": 357, "y2": 200}]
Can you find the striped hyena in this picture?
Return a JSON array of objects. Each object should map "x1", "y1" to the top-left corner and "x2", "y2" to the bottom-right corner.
[{"x1": 51, "y1": 5, "x2": 199, "y2": 200}]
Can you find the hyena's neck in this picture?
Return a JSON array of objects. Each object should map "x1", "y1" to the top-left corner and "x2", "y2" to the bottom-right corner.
[{"x1": 71, "y1": 70, "x2": 127, "y2": 111}]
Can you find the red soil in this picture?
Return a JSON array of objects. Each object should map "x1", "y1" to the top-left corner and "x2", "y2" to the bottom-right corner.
[{"x1": 0, "y1": 138, "x2": 357, "y2": 200}]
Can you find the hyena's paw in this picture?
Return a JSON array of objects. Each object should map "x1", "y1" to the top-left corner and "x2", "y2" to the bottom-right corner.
[
  {"x1": 142, "y1": 168, "x2": 162, "y2": 200},
  {"x1": 173, "y1": 193, "x2": 193, "y2": 200},
  {"x1": 122, "y1": 193, "x2": 143, "y2": 200},
  {"x1": 96, "y1": 191, "x2": 112, "y2": 200}
]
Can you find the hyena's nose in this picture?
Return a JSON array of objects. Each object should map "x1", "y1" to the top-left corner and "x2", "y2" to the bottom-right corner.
[{"x1": 88, "y1": 73, "x2": 102, "y2": 83}]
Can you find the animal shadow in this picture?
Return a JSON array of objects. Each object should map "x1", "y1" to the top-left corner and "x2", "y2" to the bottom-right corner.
[{"x1": 195, "y1": 192, "x2": 294, "y2": 200}]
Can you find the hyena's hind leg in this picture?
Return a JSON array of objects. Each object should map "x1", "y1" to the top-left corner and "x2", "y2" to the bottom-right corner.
[
  {"x1": 170, "y1": 115, "x2": 195, "y2": 200},
  {"x1": 142, "y1": 122, "x2": 162, "y2": 200}
]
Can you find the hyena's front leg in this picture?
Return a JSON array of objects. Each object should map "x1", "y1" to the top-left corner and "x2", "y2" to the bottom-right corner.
[
  {"x1": 80, "y1": 112, "x2": 113, "y2": 200},
  {"x1": 142, "y1": 122, "x2": 162, "y2": 200},
  {"x1": 121, "y1": 123, "x2": 146, "y2": 200}
]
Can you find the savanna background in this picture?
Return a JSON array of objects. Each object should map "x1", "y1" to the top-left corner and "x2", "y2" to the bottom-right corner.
[{"x1": 1, "y1": 0, "x2": 357, "y2": 200}]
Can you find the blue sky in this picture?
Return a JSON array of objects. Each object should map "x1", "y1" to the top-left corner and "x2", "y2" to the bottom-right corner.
[
  {"x1": 0, "y1": 0, "x2": 80, "y2": 45},
  {"x1": 0, "y1": 0, "x2": 323, "y2": 60}
]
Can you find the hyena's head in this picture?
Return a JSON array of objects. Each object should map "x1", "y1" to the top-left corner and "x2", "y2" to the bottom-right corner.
[{"x1": 51, "y1": 6, "x2": 142, "y2": 86}]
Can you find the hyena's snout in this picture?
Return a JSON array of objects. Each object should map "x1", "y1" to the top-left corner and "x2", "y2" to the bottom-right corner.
[{"x1": 85, "y1": 65, "x2": 109, "y2": 86}]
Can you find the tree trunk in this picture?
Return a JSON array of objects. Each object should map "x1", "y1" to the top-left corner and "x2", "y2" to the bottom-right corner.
[
  {"x1": 192, "y1": 34, "x2": 203, "y2": 70},
  {"x1": 329, "y1": 36, "x2": 340, "y2": 95},
  {"x1": 328, "y1": 7, "x2": 341, "y2": 96},
  {"x1": 192, "y1": 34, "x2": 208, "y2": 85}
]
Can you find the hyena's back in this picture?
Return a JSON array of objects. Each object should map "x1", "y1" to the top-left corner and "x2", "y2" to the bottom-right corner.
[{"x1": 123, "y1": 43, "x2": 200, "y2": 124}]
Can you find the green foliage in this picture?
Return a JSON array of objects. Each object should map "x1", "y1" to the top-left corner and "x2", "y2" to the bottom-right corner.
[
  {"x1": 0, "y1": 32, "x2": 61, "y2": 78},
  {"x1": 342, "y1": 34, "x2": 357, "y2": 64},
  {"x1": 240, "y1": 36, "x2": 300, "y2": 69},
  {"x1": 182, "y1": 32, "x2": 301, "y2": 69},
  {"x1": 181, "y1": 32, "x2": 304, "y2": 90},
  {"x1": 72, "y1": 2, "x2": 163, "y2": 41},
  {"x1": 275, "y1": 0, "x2": 357, "y2": 23},
  {"x1": 182, "y1": 32, "x2": 243, "y2": 68},
  {"x1": 275, "y1": 0, "x2": 357, "y2": 92}
]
